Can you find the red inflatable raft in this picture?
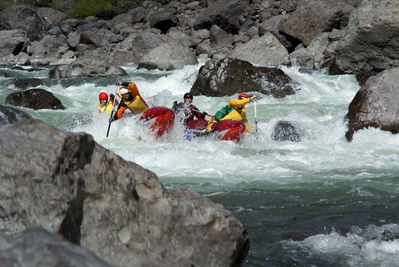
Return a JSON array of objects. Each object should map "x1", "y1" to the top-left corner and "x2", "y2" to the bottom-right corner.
[{"x1": 139, "y1": 107, "x2": 175, "y2": 138}]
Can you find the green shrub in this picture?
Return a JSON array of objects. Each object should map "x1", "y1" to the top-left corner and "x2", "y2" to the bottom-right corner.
[
  {"x1": 68, "y1": 0, "x2": 144, "y2": 19},
  {"x1": 0, "y1": 0, "x2": 15, "y2": 10}
]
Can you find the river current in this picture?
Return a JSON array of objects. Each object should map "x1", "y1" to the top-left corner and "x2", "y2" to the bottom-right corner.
[{"x1": 1, "y1": 63, "x2": 399, "y2": 266}]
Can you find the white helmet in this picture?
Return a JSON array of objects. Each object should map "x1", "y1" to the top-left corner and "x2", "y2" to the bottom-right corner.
[{"x1": 120, "y1": 88, "x2": 129, "y2": 94}]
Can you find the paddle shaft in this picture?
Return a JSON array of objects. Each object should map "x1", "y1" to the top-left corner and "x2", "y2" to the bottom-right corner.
[
  {"x1": 106, "y1": 100, "x2": 117, "y2": 138},
  {"x1": 254, "y1": 101, "x2": 258, "y2": 133}
]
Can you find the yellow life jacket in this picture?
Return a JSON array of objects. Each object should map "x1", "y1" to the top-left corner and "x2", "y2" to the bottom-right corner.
[
  {"x1": 97, "y1": 100, "x2": 114, "y2": 115},
  {"x1": 117, "y1": 88, "x2": 148, "y2": 114},
  {"x1": 206, "y1": 97, "x2": 252, "y2": 132}
]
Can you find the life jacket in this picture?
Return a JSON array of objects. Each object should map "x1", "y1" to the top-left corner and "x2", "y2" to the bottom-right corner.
[
  {"x1": 206, "y1": 97, "x2": 252, "y2": 132},
  {"x1": 116, "y1": 88, "x2": 148, "y2": 114},
  {"x1": 98, "y1": 100, "x2": 114, "y2": 115},
  {"x1": 173, "y1": 101, "x2": 203, "y2": 122}
]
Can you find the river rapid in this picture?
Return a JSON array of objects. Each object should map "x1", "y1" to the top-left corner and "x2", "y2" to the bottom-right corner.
[{"x1": 1, "y1": 63, "x2": 399, "y2": 267}]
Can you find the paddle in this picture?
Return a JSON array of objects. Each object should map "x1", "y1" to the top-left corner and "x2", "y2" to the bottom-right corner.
[
  {"x1": 253, "y1": 100, "x2": 258, "y2": 134},
  {"x1": 105, "y1": 98, "x2": 118, "y2": 139}
]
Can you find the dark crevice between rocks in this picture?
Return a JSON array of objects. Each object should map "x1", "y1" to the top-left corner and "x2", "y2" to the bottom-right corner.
[
  {"x1": 278, "y1": 31, "x2": 302, "y2": 53},
  {"x1": 154, "y1": 20, "x2": 176, "y2": 34},
  {"x1": 12, "y1": 42, "x2": 25, "y2": 56},
  {"x1": 54, "y1": 134, "x2": 95, "y2": 175},
  {"x1": 58, "y1": 178, "x2": 86, "y2": 245}
]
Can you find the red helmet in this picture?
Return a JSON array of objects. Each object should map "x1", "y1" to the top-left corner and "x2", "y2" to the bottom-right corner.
[
  {"x1": 184, "y1": 92, "x2": 193, "y2": 99},
  {"x1": 99, "y1": 92, "x2": 108, "y2": 100},
  {"x1": 238, "y1": 93, "x2": 249, "y2": 99}
]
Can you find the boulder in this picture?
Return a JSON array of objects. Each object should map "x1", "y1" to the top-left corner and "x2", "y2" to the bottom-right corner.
[
  {"x1": 143, "y1": 7, "x2": 177, "y2": 34},
  {"x1": 49, "y1": 56, "x2": 127, "y2": 78},
  {"x1": 271, "y1": 120, "x2": 301, "y2": 142},
  {"x1": 5, "y1": 89, "x2": 65, "y2": 110},
  {"x1": 0, "y1": 228, "x2": 112, "y2": 267},
  {"x1": 0, "y1": 6, "x2": 45, "y2": 33},
  {"x1": 335, "y1": 0, "x2": 399, "y2": 74},
  {"x1": 191, "y1": 58, "x2": 299, "y2": 98},
  {"x1": 228, "y1": 32, "x2": 290, "y2": 66},
  {"x1": 36, "y1": 7, "x2": 67, "y2": 25},
  {"x1": 13, "y1": 78, "x2": 43, "y2": 90},
  {"x1": 345, "y1": 68, "x2": 399, "y2": 141},
  {"x1": 279, "y1": 0, "x2": 354, "y2": 46},
  {"x1": 0, "y1": 29, "x2": 28, "y2": 58},
  {"x1": 140, "y1": 40, "x2": 198, "y2": 70},
  {"x1": 194, "y1": 0, "x2": 250, "y2": 34},
  {"x1": 0, "y1": 105, "x2": 31, "y2": 126},
  {"x1": 0, "y1": 119, "x2": 249, "y2": 266}
]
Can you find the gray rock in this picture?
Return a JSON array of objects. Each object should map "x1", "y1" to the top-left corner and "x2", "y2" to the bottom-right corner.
[
  {"x1": 345, "y1": 68, "x2": 399, "y2": 141},
  {"x1": 194, "y1": 0, "x2": 250, "y2": 34},
  {"x1": 0, "y1": 119, "x2": 249, "y2": 266},
  {"x1": 0, "y1": 228, "x2": 113, "y2": 267},
  {"x1": 279, "y1": 0, "x2": 354, "y2": 46},
  {"x1": 191, "y1": 58, "x2": 298, "y2": 98},
  {"x1": 49, "y1": 56, "x2": 127, "y2": 78},
  {"x1": 0, "y1": 6, "x2": 45, "y2": 33},
  {"x1": 335, "y1": 0, "x2": 399, "y2": 74},
  {"x1": 5, "y1": 89, "x2": 65, "y2": 110},
  {"x1": 228, "y1": 32, "x2": 290, "y2": 66},
  {"x1": 0, "y1": 30, "x2": 28, "y2": 58},
  {"x1": 210, "y1": 24, "x2": 233, "y2": 47},
  {"x1": 141, "y1": 40, "x2": 198, "y2": 70}
]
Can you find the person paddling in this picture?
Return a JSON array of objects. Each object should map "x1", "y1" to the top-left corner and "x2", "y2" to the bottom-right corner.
[
  {"x1": 172, "y1": 92, "x2": 207, "y2": 124},
  {"x1": 97, "y1": 92, "x2": 117, "y2": 116},
  {"x1": 205, "y1": 93, "x2": 257, "y2": 133},
  {"x1": 110, "y1": 82, "x2": 148, "y2": 122}
]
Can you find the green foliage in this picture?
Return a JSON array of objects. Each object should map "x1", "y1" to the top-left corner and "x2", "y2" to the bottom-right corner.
[
  {"x1": 68, "y1": 0, "x2": 144, "y2": 19},
  {"x1": 0, "y1": 0, "x2": 14, "y2": 10}
]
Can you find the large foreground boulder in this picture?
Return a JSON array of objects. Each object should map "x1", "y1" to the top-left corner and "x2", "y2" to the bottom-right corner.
[
  {"x1": 0, "y1": 120, "x2": 249, "y2": 266},
  {"x1": 345, "y1": 68, "x2": 399, "y2": 141},
  {"x1": 0, "y1": 228, "x2": 112, "y2": 267},
  {"x1": 334, "y1": 0, "x2": 399, "y2": 74},
  {"x1": 191, "y1": 58, "x2": 299, "y2": 98}
]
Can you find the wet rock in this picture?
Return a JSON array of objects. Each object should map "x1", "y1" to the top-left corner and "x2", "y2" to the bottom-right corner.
[
  {"x1": 0, "y1": 119, "x2": 249, "y2": 266},
  {"x1": 191, "y1": 58, "x2": 299, "y2": 98},
  {"x1": 271, "y1": 120, "x2": 301, "y2": 142},
  {"x1": 0, "y1": 105, "x2": 31, "y2": 126},
  {"x1": 13, "y1": 78, "x2": 43, "y2": 90},
  {"x1": 5, "y1": 89, "x2": 65, "y2": 110},
  {"x1": 345, "y1": 68, "x2": 399, "y2": 141}
]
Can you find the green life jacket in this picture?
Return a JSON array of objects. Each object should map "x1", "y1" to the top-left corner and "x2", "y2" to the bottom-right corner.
[{"x1": 214, "y1": 105, "x2": 233, "y2": 120}]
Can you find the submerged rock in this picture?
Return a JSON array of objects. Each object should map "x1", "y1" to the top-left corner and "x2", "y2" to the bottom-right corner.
[
  {"x1": 271, "y1": 120, "x2": 302, "y2": 142},
  {"x1": 0, "y1": 119, "x2": 249, "y2": 266}
]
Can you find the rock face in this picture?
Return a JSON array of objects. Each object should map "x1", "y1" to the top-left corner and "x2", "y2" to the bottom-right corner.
[
  {"x1": 0, "y1": 228, "x2": 113, "y2": 267},
  {"x1": 228, "y1": 32, "x2": 290, "y2": 66},
  {"x1": 0, "y1": 105, "x2": 31, "y2": 126},
  {"x1": 334, "y1": 0, "x2": 399, "y2": 74},
  {"x1": 191, "y1": 58, "x2": 298, "y2": 98},
  {"x1": 49, "y1": 56, "x2": 127, "y2": 78},
  {"x1": 271, "y1": 120, "x2": 301, "y2": 142},
  {"x1": 0, "y1": 120, "x2": 249, "y2": 266},
  {"x1": 279, "y1": 0, "x2": 354, "y2": 46},
  {"x1": 5, "y1": 89, "x2": 65, "y2": 110},
  {"x1": 345, "y1": 68, "x2": 399, "y2": 141}
]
